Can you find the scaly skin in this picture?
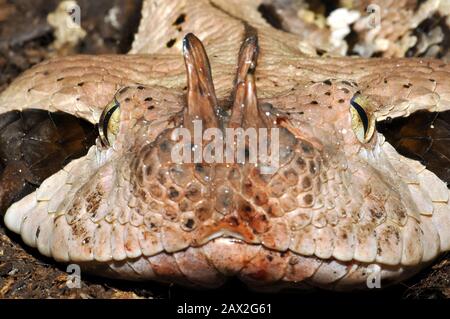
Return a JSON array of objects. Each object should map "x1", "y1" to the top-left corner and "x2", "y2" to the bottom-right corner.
[{"x1": 1, "y1": 0, "x2": 450, "y2": 291}]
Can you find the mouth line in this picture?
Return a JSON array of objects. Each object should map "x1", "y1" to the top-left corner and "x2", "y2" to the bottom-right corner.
[{"x1": 377, "y1": 109, "x2": 450, "y2": 187}]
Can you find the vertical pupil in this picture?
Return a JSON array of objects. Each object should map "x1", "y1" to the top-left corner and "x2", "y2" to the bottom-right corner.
[
  {"x1": 100, "y1": 99, "x2": 120, "y2": 145},
  {"x1": 350, "y1": 96, "x2": 369, "y2": 135}
]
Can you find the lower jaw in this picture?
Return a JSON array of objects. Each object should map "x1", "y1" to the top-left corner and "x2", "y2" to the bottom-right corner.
[{"x1": 78, "y1": 237, "x2": 424, "y2": 291}]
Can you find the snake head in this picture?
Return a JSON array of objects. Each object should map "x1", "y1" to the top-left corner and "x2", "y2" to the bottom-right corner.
[
  {"x1": 4, "y1": 33, "x2": 450, "y2": 290},
  {"x1": 93, "y1": 32, "x2": 449, "y2": 268}
]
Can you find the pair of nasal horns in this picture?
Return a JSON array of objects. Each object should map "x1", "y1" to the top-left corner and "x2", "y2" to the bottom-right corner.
[{"x1": 182, "y1": 33, "x2": 270, "y2": 131}]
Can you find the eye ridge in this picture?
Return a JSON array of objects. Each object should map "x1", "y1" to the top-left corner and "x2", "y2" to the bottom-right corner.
[
  {"x1": 99, "y1": 97, "x2": 120, "y2": 146},
  {"x1": 350, "y1": 95, "x2": 369, "y2": 135}
]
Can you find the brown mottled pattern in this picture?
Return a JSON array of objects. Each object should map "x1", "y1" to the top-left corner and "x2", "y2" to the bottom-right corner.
[{"x1": 1, "y1": 0, "x2": 450, "y2": 291}]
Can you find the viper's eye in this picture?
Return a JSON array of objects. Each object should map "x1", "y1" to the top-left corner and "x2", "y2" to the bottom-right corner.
[
  {"x1": 350, "y1": 94, "x2": 375, "y2": 143},
  {"x1": 99, "y1": 97, "x2": 121, "y2": 147}
]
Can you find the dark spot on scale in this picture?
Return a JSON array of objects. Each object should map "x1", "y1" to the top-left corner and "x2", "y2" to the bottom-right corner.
[
  {"x1": 238, "y1": 199, "x2": 256, "y2": 221},
  {"x1": 166, "y1": 38, "x2": 176, "y2": 48},
  {"x1": 125, "y1": 98, "x2": 131, "y2": 102},
  {"x1": 255, "y1": 192, "x2": 268, "y2": 206},
  {"x1": 148, "y1": 105, "x2": 155, "y2": 110},
  {"x1": 173, "y1": 13, "x2": 186, "y2": 25},
  {"x1": 384, "y1": 79, "x2": 388, "y2": 84},
  {"x1": 43, "y1": 71, "x2": 49, "y2": 76},
  {"x1": 145, "y1": 164, "x2": 153, "y2": 176},
  {"x1": 301, "y1": 142, "x2": 313, "y2": 154},
  {"x1": 303, "y1": 194, "x2": 313, "y2": 205},
  {"x1": 168, "y1": 186, "x2": 180, "y2": 200},
  {"x1": 266, "y1": 255, "x2": 274, "y2": 262},
  {"x1": 77, "y1": 82, "x2": 84, "y2": 87},
  {"x1": 119, "y1": 87, "x2": 129, "y2": 94},
  {"x1": 243, "y1": 204, "x2": 252, "y2": 213},
  {"x1": 429, "y1": 79, "x2": 436, "y2": 82},
  {"x1": 316, "y1": 48, "x2": 326, "y2": 56},
  {"x1": 325, "y1": 91, "x2": 331, "y2": 96},
  {"x1": 266, "y1": 205, "x2": 274, "y2": 216},
  {"x1": 338, "y1": 99, "x2": 345, "y2": 103},
  {"x1": 302, "y1": 176, "x2": 312, "y2": 189},
  {"x1": 296, "y1": 157, "x2": 306, "y2": 169},
  {"x1": 185, "y1": 218, "x2": 195, "y2": 229},
  {"x1": 340, "y1": 87, "x2": 350, "y2": 94},
  {"x1": 196, "y1": 205, "x2": 212, "y2": 221},
  {"x1": 76, "y1": 97, "x2": 80, "y2": 101},
  {"x1": 145, "y1": 97, "x2": 153, "y2": 102},
  {"x1": 195, "y1": 163, "x2": 204, "y2": 173},
  {"x1": 371, "y1": 209, "x2": 384, "y2": 219},
  {"x1": 57, "y1": 77, "x2": 64, "y2": 81},
  {"x1": 309, "y1": 160, "x2": 317, "y2": 174},
  {"x1": 228, "y1": 216, "x2": 239, "y2": 227},
  {"x1": 160, "y1": 140, "x2": 170, "y2": 152},
  {"x1": 342, "y1": 81, "x2": 352, "y2": 86},
  {"x1": 403, "y1": 84, "x2": 411, "y2": 89},
  {"x1": 310, "y1": 100, "x2": 318, "y2": 105},
  {"x1": 36, "y1": 226, "x2": 41, "y2": 238},
  {"x1": 323, "y1": 79, "x2": 332, "y2": 86},
  {"x1": 328, "y1": 106, "x2": 332, "y2": 109},
  {"x1": 27, "y1": 88, "x2": 33, "y2": 93},
  {"x1": 137, "y1": 85, "x2": 144, "y2": 90}
]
